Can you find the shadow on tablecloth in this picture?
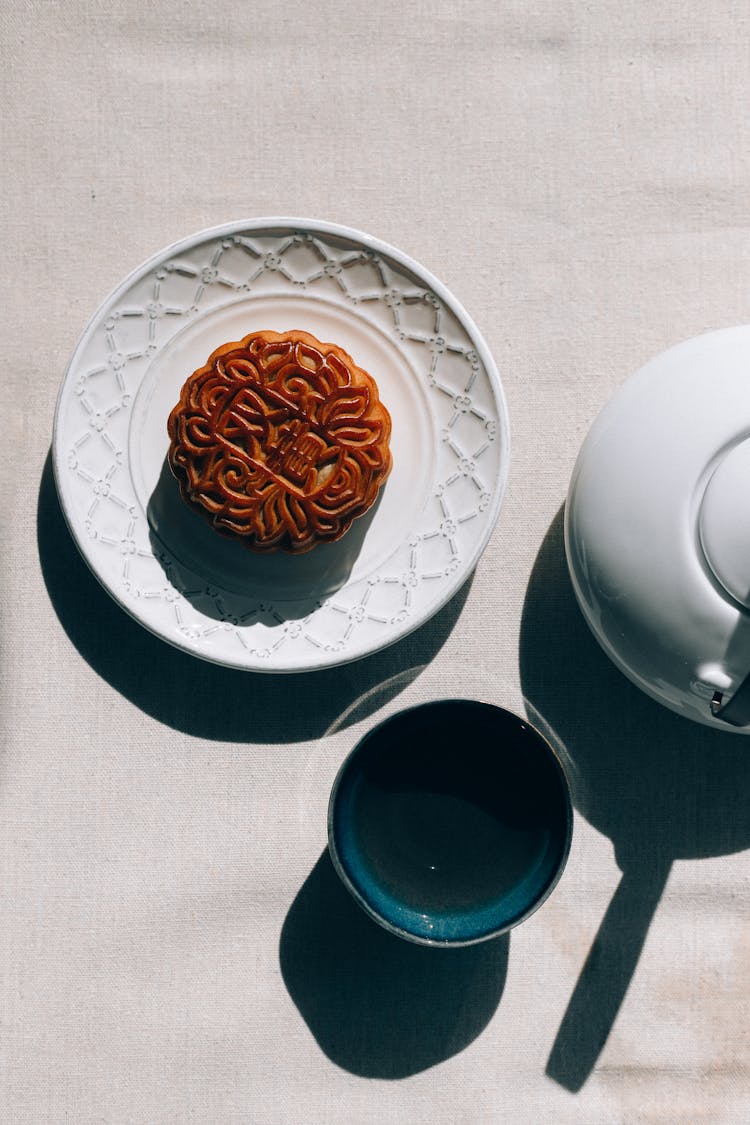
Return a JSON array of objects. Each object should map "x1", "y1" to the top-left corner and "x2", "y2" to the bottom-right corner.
[
  {"x1": 38, "y1": 450, "x2": 471, "y2": 743},
  {"x1": 520, "y1": 506, "x2": 750, "y2": 1092},
  {"x1": 279, "y1": 849, "x2": 508, "y2": 1078}
]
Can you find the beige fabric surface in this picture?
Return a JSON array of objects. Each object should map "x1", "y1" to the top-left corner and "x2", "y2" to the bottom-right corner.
[{"x1": 3, "y1": 1, "x2": 750, "y2": 1121}]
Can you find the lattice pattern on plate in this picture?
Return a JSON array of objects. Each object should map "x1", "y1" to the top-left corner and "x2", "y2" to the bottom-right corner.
[{"x1": 55, "y1": 220, "x2": 509, "y2": 671}]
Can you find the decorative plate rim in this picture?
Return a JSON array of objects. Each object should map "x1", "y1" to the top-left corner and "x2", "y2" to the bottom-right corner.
[{"x1": 52, "y1": 217, "x2": 510, "y2": 673}]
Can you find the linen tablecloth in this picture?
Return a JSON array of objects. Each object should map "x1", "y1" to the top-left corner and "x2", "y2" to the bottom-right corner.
[{"x1": 3, "y1": 1, "x2": 750, "y2": 1120}]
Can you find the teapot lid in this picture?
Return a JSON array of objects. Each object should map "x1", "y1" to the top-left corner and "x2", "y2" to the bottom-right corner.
[
  {"x1": 566, "y1": 325, "x2": 750, "y2": 731},
  {"x1": 699, "y1": 436, "x2": 750, "y2": 610}
]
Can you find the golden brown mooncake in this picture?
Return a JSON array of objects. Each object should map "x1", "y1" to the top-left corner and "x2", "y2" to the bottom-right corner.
[{"x1": 167, "y1": 329, "x2": 393, "y2": 553}]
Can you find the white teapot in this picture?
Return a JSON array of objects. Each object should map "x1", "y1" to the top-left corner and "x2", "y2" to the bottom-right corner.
[{"x1": 566, "y1": 325, "x2": 750, "y2": 730}]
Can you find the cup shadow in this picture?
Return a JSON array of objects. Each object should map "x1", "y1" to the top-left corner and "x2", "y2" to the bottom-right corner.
[
  {"x1": 279, "y1": 849, "x2": 509, "y2": 1078},
  {"x1": 38, "y1": 450, "x2": 472, "y2": 743},
  {"x1": 519, "y1": 506, "x2": 750, "y2": 1092}
]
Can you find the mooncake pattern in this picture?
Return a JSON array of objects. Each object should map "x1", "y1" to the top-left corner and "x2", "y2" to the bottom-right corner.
[{"x1": 167, "y1": 330, "x2": 392, "y2": 552}]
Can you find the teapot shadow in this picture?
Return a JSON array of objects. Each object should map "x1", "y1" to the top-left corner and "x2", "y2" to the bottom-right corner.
[
  {"x1": 279, "y1": 850, "x2": 509, "y2": 1078},
  {"x1": 519, "y1": 506, "x2": 750, "y2": 1091},
  {"x1": 38, "y1": 450, "x2": 471, "y2": 743}
]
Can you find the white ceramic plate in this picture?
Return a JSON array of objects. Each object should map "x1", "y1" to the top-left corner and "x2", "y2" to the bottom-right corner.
[{"x1": 53, "y1": 219, "x2": 509, "y2": 672}]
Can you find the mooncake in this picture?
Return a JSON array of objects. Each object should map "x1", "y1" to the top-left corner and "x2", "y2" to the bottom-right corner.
[{"x1": 167, "y1": 329, "x2": 392, "y2": 553}]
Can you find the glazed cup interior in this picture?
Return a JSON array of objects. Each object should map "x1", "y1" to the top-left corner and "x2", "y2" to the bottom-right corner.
[{"x1": 327, "y1": 699, "x2": 573, "y2": 947}]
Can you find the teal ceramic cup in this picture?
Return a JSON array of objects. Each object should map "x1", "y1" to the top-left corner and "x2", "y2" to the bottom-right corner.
[{"x1": 328, "y1": 700, "x2": 573, "y2": 946}]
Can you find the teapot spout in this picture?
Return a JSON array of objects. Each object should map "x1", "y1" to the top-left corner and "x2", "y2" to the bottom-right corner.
[{"x1": 710, "y1": 678, "x2": 750, "y2": 726}]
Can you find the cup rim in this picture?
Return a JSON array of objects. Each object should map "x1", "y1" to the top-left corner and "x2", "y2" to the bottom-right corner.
[{"x1": 327, "y1": 698, "x2": 573, "y2": 947}]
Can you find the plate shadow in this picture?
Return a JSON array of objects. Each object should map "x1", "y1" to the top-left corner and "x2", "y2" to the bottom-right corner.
[
  {"x1": 279, "y1": 849, "x2": 509, "y2": 1078},
  {"x1": 38, "y1": 451, "x2": 472, "y2": 743},
  {"x1": 519, "y1": 506, "x2": 750, "y2": 1091}
]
